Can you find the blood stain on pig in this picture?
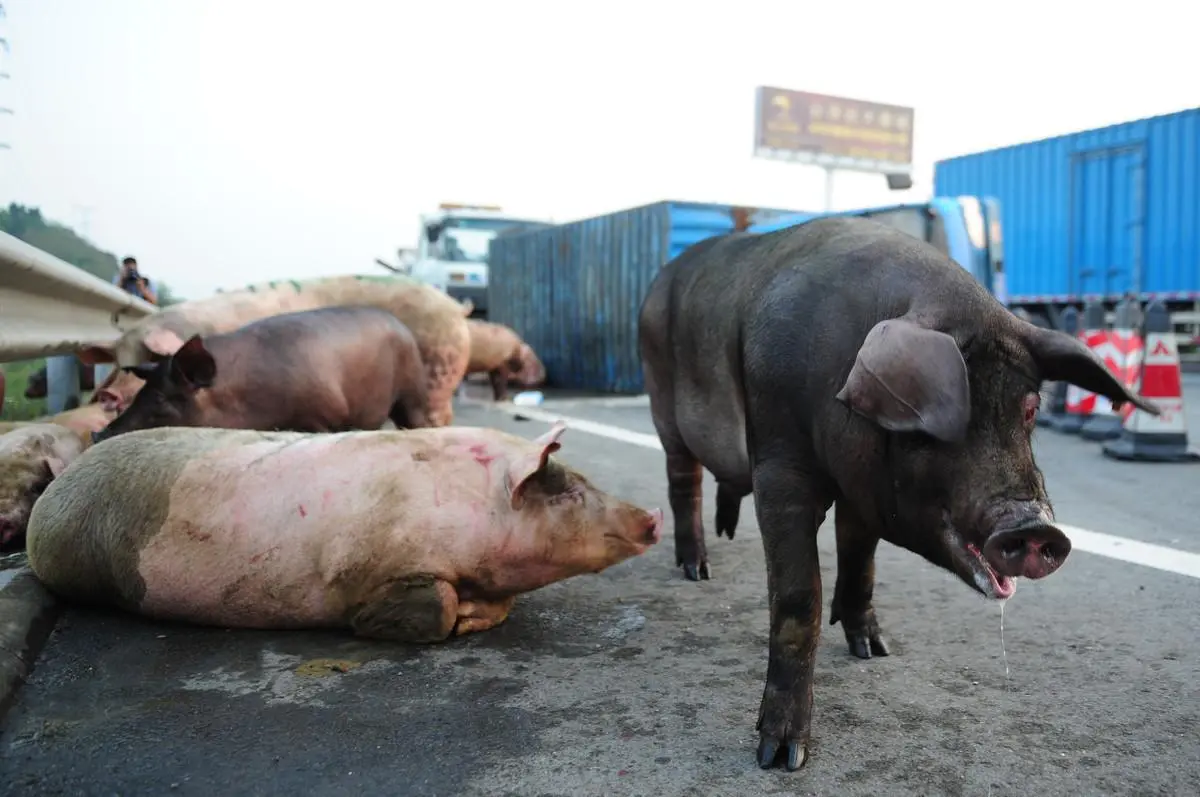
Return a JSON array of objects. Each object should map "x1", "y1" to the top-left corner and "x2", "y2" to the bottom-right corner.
[
  {"x1": 250, "y1": 545, "x2": 282, "y2": 565},
  {"x1": 298, "y1": 504, "x2": 308, "y2": 518},
  {"x1": 468, "y1": 444, "x2": 496, "y2": 468}
]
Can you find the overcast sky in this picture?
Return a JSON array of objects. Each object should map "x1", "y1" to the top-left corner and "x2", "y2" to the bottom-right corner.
[{"x1": 0, "y1": 0, "x2": 1194, "y2": 301}]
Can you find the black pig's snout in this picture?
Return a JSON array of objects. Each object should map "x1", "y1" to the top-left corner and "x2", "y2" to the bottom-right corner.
[{"x1": 983, "y1": 524, "x2": 1072, "y2": 580}]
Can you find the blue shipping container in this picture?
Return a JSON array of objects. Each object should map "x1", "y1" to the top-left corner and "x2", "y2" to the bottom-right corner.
[
  {"x1": 488, "y1": 200, "x2": 806, "y2": 393},
  {"x1": 934, "y1": 107, "x2": 1200, "y2": 303}
]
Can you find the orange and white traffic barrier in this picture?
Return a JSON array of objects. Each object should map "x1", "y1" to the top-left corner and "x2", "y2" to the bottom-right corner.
[
  {"x1": 1080, "y1": 299, "x2": 1134, "y2": 441},
  {"x1": 1103, "y1": 299, "x2": 1200, "y2": 463}
]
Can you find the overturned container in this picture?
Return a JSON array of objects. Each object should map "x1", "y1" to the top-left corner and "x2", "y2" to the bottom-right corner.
[{"x1": 487, "y1": 200, "x2": 806, "y2": 394}]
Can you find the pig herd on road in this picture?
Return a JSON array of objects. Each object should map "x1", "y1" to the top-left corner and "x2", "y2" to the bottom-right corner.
[
  {"x1": 0, "y1": 275, "x2": 545, "y2": 550},
  {"x1": 2, "y1": 219, "x2": 1161, "y2": 776}
]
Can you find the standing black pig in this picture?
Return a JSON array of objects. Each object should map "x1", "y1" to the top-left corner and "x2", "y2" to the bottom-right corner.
[{"x1": 637, "y1": 215, "x2": 1158, "y2": 773}]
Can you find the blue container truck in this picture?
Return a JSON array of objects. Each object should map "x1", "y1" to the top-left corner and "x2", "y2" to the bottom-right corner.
[
  {"x1": 747, "y1": 196, "x2": 1006, "y2": 304},
  {"x1": 934, "y1": 107, "x2": 1200, "y2": 330},
  {"x1": 487, "y1": 200, "x2": 806, "y2": 393}
]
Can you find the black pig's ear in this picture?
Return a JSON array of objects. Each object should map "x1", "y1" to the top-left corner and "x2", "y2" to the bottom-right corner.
[
  {"x1": 836, "y1": 318, "x2": 971, "y2": 443},
  {"x1": 1019, "y1": 322, "x2": 1159, "y2": 415},
  {"x1": 168, "y1": 335, "x2": 217, "y2": 389}
]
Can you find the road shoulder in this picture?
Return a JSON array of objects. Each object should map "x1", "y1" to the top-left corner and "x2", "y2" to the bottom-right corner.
[{"x1": 0, "y1": 558, "x2": 60, "y2": 719}]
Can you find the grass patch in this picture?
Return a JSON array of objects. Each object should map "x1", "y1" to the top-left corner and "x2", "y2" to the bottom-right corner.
[{"x1": 1, "y1": 359, "x2": 48, "y2": 422}]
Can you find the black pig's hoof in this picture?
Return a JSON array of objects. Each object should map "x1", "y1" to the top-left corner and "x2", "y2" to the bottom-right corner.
[
  {"x1": 681, "y1": 561, "x2": 711, "y2": 581},
  {"x1": 847, "y1": 632, "x2": 890, "y2": 659},
  {"x1": 756, "y1": 734, "x2": 808, "y2": 771}
]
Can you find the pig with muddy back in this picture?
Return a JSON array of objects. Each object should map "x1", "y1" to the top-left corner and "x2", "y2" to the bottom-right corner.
[
  {"x1": 28, "y1": 422, "x2": 663, "y2": 640},
  {"x1": 93, "y1": 306, "x2": 431, "y2": 441},
  {"x1": 75, "y1": 274, "x2": 470, "y2": 427},
  {"x1": 637, "y1": 215, "x2": 1159, "y2": 772}
]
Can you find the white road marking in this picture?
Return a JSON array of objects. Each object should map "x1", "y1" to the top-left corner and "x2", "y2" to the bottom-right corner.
[
  {"x1": 483, "y1": 402, "x2": 664, "y2": 449},
  {"x1": 1056, "y1": 525, "x2": 1200, "y2": 581},
  {"x1": 539, "y1": 394, "x2": 651, "y2": 410},
  {"x1": 474, "y1": 400, "x2": 1200, "y2": 581}
]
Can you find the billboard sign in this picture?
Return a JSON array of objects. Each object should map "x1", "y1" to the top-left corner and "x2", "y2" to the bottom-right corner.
[{"x1": 754, "y1": 86, "x2": 914, "y2": 175}]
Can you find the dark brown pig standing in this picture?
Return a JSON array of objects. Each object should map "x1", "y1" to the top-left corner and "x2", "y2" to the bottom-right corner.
[
  {"x1": 92, "y1": 306, "x2": 431, "y2": 442},
  {"x1": 27, "y1": 422, "x2": 663, "y2": 639},
  {"x1": 465, "y1": 319, "x2": 545, "y2": 401},
  {"x1": 637, "y1": 215, "x2": 1160, "y2": 772},
  {"x1": 75, "y1": 273, "x2": 471, "y2": 427}
]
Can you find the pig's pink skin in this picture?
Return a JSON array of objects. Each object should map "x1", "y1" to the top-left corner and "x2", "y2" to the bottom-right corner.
[
  {"x1": 27, "y1": 423, "x2": 662, "y2": 641},
  {"x1": 0, "y1": 404, "x2": 115, "y2": 439},
  {"x1": 75, "y1": 274, "x2": 470, "y2": 427},
  {"x1": 511, "y1": 343, "x2": 546, "y2": 387},
  {"x1": 88, "y1": 368, "x2": 145, "y2": 412},
  {"x1": 0, "y1": 423, "x2": 86, "y2": 548},
  {"x1": 465, "y1": 320, "x2": 545, "y2": 401}
]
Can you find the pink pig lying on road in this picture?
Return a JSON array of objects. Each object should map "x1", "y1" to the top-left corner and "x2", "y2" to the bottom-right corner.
[
  {"x1": 0, "y1": 423, "x2": 90, "y2": 550},
  {"x1": 27, "y1": 422, "x2": 663, "y2": 641}
]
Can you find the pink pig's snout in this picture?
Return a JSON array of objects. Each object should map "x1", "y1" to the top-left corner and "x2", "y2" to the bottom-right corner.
[{"x1": 647, "y1": 508, "x2": 664, "y2": 545}]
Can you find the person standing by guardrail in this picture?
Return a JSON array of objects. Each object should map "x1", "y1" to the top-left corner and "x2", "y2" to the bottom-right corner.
[
  {"x1": 85, "y1": 255, "x2": 159, "y2": 398},
  {"x1": 114, "y1": 255, "x2": 158, "y2": 306}
]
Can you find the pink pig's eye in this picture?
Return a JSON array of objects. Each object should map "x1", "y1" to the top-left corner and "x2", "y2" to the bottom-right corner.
[{"x1": 1022, "y1": 393, "x2": 1040, "y2": 427}]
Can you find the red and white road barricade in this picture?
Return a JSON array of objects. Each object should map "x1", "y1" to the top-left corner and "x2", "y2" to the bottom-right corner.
[
  {"x1": 1081, "y1": 299, "x2": 1138, "y2": 441},
  {"x1": 1103, "y1": 300, "x2": 1199, "y2": 463}
]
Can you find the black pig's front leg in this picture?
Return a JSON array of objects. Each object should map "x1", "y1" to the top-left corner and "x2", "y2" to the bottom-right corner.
[
  {"x1": 830, "y1": 499, "x2": 890, "y2": 659},
  {"x1": 751, "y1": 457, "x2": 833, "y2": 771}
]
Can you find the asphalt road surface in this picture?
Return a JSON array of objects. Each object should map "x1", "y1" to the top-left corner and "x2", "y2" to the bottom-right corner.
[{"x1": 3, "y1": 378, "x2": 1200, "y2": 797}]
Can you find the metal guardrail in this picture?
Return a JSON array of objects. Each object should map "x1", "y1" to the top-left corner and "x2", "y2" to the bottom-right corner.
[{"x1": 0, "y1": 230, "x2": 158, "y2": 362}]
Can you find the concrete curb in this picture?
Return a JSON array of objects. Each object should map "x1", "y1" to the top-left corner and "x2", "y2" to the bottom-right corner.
[{"x1": 0, "y1": 561, "x2": 61, "y2": 720}]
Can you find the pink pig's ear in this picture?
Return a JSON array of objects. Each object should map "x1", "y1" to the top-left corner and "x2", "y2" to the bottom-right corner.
[
  {"x1": 506, "y1": 422, "x2": 567, "y2": 510},
  {"x1": 143, "y1": 328, "x2": 187, "y2": 358}
]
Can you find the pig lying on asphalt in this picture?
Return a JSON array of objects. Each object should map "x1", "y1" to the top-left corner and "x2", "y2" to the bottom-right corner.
[
  {"x1": 638, "y1": 215, "x2": 1160, "y2": 772},
  {"x1": 0, "y1": 423, "x2": 89, "y2": 550},
  {"x1": 466, "y1": 319, "x2": 546, "y2": 400},
  {"x1": 27, "y1": 422, "x2": 664, "y2": 640},
  {"x1": 92, "y1": 306, "x2": 432, "y2": 442},
  {"x1": 0, "y1": 404, "x2": 117, "y2": 438},
  {"x1": 76, "y1": 273, "x2": 471, "y2": 427}
]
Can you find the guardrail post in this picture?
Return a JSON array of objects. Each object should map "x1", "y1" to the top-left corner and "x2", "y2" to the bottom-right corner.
[
  {"x1": 93, "y1": 363, "x2": 115, "y2": 393},
  {"x1": 45, "y1": 354, "x2": 81, "y2": 413}
]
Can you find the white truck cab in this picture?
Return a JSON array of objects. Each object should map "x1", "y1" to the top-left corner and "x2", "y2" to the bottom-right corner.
[{"x1": 408, "y1": 203, "x2": 553, "y2": 318}]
